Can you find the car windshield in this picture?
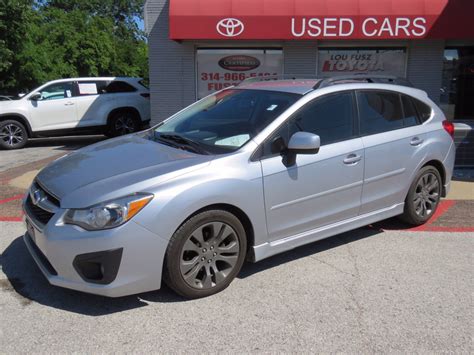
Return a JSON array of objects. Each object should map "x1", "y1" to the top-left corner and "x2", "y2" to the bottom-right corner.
[{"x1": 154, "y1": 89, "x2": 300, "y2": 154}]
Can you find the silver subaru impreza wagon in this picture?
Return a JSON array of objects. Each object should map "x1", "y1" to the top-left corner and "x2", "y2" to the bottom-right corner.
[{"x1": 23, "y1": 76, "x2": 455, "y2": 299}]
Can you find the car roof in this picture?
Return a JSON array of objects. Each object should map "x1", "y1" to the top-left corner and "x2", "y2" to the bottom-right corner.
[
  {"x1": 45, "y1": 77, "x2": 142, "y2": 85},
  {"x1": 236, "y1": 77, "x2": 429, "y2": 100}
]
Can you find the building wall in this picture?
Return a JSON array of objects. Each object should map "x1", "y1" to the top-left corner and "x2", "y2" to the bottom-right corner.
[
  {"x1": 282, "y1": 41, "x2": 318, "y2": 76},
  {"x1": 145, "y1": 0, "x2": 196, "y2": 122},
  {"x1": 146, "y1": 0, "x2": 445, "y2": 123},
  {"x1": 407, "y1": 40, "x2": 445, "y2": 104}
]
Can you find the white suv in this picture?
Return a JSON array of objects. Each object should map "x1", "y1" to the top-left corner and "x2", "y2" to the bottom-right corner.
[{"x1": 0, "y1": 77, "x2": 151, "y2": 149}]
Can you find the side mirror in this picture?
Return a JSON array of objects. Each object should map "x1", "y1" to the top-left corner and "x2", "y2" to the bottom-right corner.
[
  {"x1": 288, "y1": 132, "x2": 320, "y2": 155},
  {"x1": 29, "y1": 93, "x2": 42, "y2": 101}
]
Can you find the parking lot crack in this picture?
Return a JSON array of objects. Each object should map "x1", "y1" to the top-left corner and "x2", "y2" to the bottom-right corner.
[
  {"x1": 343, "y1": 242, "x2": 376, "y2": 352},
  {"x1": 310, "y1": 255, "x2": 357, "y2": 277}
]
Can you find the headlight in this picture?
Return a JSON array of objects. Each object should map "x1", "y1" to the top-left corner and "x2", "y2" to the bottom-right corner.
[{"x1": 64, "y1": 193, "x2": 153, "y2": 231}]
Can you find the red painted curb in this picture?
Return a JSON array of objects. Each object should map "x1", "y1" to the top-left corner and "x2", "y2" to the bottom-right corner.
[
  {"x1": 0, "y1": 194, "x2": 24, "y2": 205},
  {"x1": 409, "y1": 200, "x2": 456, "y2": 232},
  {"x1": 423, "y1": 226, "x2": 474, "y2": 232},
  {"x1": 0, "y1": 216, "x2": 23, "y2": 222}
]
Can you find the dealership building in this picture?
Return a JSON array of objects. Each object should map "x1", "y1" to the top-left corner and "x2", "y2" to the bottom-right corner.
[{"x1": 145, "y1": 0, "x2": 474, "y2": 166}]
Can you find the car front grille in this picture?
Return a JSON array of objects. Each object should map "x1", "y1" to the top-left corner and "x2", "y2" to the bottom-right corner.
[
  {"x1": 35, "y1": 181, "x2": 60, "y2": 206},
  {"x1": 25, "y1": 196, "x2": 55, "y2": 225},
  {"x1": 25, "y1": 181, "x2": 60, "y2": 226}
]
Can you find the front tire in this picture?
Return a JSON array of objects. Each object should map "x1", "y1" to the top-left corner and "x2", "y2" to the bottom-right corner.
[
  {"x1": 163, "y1": 210, "x2": 247, "y2": 299},
  {"x1": 399, "y1": 166, "x2": 442, "y2": 226},
  {"x1": 0, "y1": 120, "x2": 28, "y2": 150}
]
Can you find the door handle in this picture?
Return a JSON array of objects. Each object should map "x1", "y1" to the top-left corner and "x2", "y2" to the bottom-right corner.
[
  {"x1": 64, "y1": 102, "x2": 74, "y2": 106},
  {"x1": 410, "y1": 137, "x2": 424, "y2": 146},
  {"x1": 343, "y1": 154, "x2": 362, "y2": 165}
]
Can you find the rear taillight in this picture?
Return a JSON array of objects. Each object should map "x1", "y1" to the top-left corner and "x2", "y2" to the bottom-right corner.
[
  {"x1": 140, "y1": 93, "x2": 150, "y2": 99},
  {"x1": 442, "y1": 120, "x2": 455, "y2": 139}
]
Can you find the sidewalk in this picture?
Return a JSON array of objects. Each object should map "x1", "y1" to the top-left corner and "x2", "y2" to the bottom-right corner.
[{"x1": 448, "y1": 169, "x2": 474, "y2": 200}]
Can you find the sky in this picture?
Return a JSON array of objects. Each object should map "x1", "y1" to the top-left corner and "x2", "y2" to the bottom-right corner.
[{"x1": 135, "y1": 16, "x2": 145, "y2": 31}]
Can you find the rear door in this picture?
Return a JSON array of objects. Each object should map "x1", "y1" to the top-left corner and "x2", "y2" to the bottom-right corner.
[
  {"x1": 74, "y1": 80, "x2": 109, "y2": 127},
  {"x1": 260, "y1": 91, "x2": 364, "y2": 242},
  {"x1": 357, "y1": 90, "x2": 428, "y2": 214}
]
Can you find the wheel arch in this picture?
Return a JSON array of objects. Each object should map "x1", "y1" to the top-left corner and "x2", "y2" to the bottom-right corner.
[
  {"x1": 0, "y1": 114, "x2": 33, "y2": 136},
  {"x1": 176, "y1": 203, "x2": 256, "y2": 262},
  {"x1": 422, "y1": 159, "x2": 447, "y2": 197}
]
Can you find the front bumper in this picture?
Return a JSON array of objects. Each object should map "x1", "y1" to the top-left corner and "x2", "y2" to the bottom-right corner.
[{"x1": 22, "y1": 206, "x2": 168, "y2": 298}]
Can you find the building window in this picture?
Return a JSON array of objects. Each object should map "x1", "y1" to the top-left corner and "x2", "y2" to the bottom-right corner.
[
  {"x1": 318, "y1": 47, "x2": 406, "y2": 78},
  {"x1": 196, "y1": 48, "x2": 283, "y2": 100},
  {"x1": 441, "y1": 47, "x2": 474, "y2": 121}
]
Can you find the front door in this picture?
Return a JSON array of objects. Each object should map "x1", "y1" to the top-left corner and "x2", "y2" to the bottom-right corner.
[
  {"x1": 260, "y1": 91, "x2": 364, "y2": 242},
  {"x1": 28, "y1": 81, "x2": 77, "y2": 131}
]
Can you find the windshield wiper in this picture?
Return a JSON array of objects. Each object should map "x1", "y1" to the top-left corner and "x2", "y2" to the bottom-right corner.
[{"x1": 157, "y1": 133, "x2": 209, "y2": 155}]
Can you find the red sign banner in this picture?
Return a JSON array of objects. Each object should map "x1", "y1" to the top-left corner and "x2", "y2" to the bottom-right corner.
[{"x1": 169, "y1": 0, "x2": 474, "y2": 40}]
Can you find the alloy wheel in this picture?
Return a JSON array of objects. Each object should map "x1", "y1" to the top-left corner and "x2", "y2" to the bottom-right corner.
[
  {"x1": 180, "y1": 221, "x2": 240, "y2": 290},
  {"x1": 0, "y1": 123, "x2": 24, "y2": 147},
  {"x1": 114, "y1": 116, "x2": 136, "y2": 135},
  {"x1": 413, "y1": 172, "x2": 440, "y2": 218}
]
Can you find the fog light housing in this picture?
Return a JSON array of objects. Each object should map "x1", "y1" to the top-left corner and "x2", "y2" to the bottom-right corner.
[{"x1": 73, "y1": 248, "x2": 123, "y2": 285}]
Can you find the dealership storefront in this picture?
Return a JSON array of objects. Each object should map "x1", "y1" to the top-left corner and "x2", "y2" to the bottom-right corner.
[{"x1": 145, "y1": 0, "x2": 474, "y2": 166}]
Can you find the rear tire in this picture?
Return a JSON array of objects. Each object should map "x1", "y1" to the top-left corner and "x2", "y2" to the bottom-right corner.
[
  {"x1": 106, "y1": 110, "x2": 140, "y2": 137},
  {"x1": 399, "y1": 166, "x2": 442, "y2": 226},
  {"x1": 0, "y1": 120, "x2": 28, "y2": 150},
  {"x1": 163, "y1": 210, "x2": 247, "y2": 299}
]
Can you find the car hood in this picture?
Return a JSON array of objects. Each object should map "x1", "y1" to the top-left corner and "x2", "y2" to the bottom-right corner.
[{"x1": 36, "y1": 133, "x2": 213, "y2": 208}]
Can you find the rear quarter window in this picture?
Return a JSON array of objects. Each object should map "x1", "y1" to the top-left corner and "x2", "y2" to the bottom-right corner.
[
  {"x1": 401, "y1": 95, "x2": 420, "y2": 127},
  {"x1": 104, "y1": 81, "x2": 137, "y2": 93},
  {"x1": 412, "y1": 98, "x2": 432, "y2": 122}
]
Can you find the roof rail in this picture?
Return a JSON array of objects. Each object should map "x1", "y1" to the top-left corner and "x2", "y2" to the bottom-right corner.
[
  {"x1": 239, "y1": 74, "x2": 320, "y2": 85},
  {"x1": 315, "y1": 74, "x2": 413, "y2": 89}
]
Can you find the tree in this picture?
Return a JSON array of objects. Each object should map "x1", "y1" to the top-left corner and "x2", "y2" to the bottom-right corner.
[
  {"x1": 0, "y1": 0, "x2": 35, "y2": 92},
  {"x1": 0, "y1": 0, "x2": 148, "y2": 94}
]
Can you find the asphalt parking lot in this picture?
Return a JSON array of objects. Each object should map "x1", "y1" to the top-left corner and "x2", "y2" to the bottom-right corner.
[{"x1": 0, "y1": 137, "x2": 473, "y2": 353}]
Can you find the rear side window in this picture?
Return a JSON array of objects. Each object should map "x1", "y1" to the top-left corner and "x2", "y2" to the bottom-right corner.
[
  {"x1": 104, "y1": 81, "x2": 137, "y2": 93},
  {"x1": 357, "y1": 91, "x2": 404, "y2": 135},
  {"x1": 77, "y1": 81, "x2": 108, "y2": 96},
  {"x1": 401, "y1": 95, "x2": 419, "y2": 127},
  {"x1": 412, "y1": 98, "x2": 432, "y2": 122}
]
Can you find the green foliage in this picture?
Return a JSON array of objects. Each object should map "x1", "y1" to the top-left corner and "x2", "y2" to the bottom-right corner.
[
  {"x1": 0, "y1": 0, "x2": 148, "y2": 94},
  {"x1": 0, "y1": 0, "x2": 35, "y2": 91}
]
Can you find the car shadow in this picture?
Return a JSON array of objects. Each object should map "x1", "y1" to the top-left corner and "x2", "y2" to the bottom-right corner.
[
  {"x1": 369, "y1": 217, "x2": 416, "y2": 231},
  {"x1": 1, "y1": 226, "x2": 383, "y2": 316},
  {"x1": 238, "y1": 226, "x2": 382, "y2": 279}
]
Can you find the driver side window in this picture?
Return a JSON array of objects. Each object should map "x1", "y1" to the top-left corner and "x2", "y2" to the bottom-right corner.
[
  {"x1": 38, "y1": 82, "x2": 74, "y2": 101},
  {"x1": 262, "y1": 91, "x2": 356, "y2": 157}
]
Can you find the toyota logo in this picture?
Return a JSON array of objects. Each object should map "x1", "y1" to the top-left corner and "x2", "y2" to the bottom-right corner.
[{"x1": 216, "y1": 18, "x2": 245, "y2": 37}]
